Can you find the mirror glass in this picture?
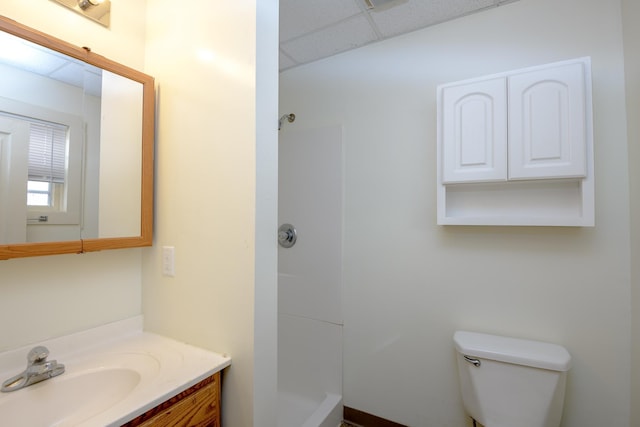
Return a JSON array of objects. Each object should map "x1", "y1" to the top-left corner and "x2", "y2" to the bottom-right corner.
[{"x1": 0, "y1": 16, "x2": 153, "y2": 259}]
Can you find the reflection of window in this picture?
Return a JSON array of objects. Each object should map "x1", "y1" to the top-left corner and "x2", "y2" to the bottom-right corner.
[
  {"x1": 0, "y1": 103, "x2": 82, "y2": 227},
  {"x1": 27, "y1": 122, "x2": 68, "y2": 210},
  {"x1": 27, "y1": 181, "x2": 52, "y2": 206}
]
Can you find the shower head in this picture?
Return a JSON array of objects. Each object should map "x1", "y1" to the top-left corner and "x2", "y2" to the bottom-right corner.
[{"x1": 278, "y1": 113, "x2": 296, "y2": 130}]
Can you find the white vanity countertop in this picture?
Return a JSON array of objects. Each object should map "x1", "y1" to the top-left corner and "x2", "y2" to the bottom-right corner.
[{"x1": 0, "y1": 316, "x2": 231, "y2": 426}]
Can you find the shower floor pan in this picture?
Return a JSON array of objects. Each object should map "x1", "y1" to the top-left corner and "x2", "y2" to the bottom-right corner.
[{"x1": 278, "y1": 390, "x2": 342, "y2": 427}]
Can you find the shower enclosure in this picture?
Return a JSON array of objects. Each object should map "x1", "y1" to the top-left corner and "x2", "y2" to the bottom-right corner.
[{"x1": 277, "y1": 125, "x2": 343, "y2": 427}]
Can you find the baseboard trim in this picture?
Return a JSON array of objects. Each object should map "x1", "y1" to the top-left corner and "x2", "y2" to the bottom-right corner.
[{"x1": 343, "y1": 406, "x2": 408, "y2": 427}]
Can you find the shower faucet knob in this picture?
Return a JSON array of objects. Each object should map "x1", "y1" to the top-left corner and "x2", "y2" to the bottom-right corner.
[{"x1": 278, "y1": 223, "x2": 297, "y2": 248}]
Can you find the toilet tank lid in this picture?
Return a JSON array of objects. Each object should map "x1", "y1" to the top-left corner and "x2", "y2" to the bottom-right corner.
[{"x1": 453, "y1": 331, "x2": 571, "y2": 371}]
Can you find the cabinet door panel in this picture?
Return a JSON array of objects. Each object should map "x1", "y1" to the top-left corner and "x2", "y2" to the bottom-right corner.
[
  {"x1": 441, "y1": 77, "x2": 507, "y2": 184},
  {"x1": 508, "y1": 62, "x2": 587, "y2": 179}
]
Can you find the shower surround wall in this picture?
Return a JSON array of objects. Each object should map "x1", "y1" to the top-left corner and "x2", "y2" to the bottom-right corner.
[{"x1": 278, "y1": 126, "x2": 343, "y2": 427}]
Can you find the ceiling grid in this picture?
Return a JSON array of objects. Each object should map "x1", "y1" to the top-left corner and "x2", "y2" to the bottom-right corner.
[{"x1": 279, "y1": 0, "x2": 518, "y2": 71}]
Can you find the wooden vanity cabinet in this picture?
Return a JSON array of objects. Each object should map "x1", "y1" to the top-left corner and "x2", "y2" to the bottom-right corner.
[{"x1": 121, "y1": 372, "x2": 221, "y2": 427}]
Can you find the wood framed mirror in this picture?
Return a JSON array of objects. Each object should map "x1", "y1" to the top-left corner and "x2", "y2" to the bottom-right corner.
[{"x1": 0, "y1": 16, "x2": 154, "y2": 260}]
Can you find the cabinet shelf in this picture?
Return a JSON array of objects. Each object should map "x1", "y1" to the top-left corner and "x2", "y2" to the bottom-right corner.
[{"x1": 437, "y1": 178, "x2": 593, "y2": 226}]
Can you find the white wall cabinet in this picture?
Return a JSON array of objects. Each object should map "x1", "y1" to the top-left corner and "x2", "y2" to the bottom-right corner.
[
  {"x1": 508, "y1": 61, "x2": 588, "y2": 180},
  {"x1": 441, "y1": 77, "x2": 508, "y2": 184},
  {"x1": 437, "y1": 57, "x2": 594, "y2": 226}
]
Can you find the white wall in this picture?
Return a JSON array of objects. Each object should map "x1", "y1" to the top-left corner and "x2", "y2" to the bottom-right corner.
[
  {"x1": 280, "y1": 0, "x2": 632, "y2": 425},
  {"x1": 254, "y1": 1, "x2": 280, "y2": 425},
  {"x1": 622, "y1": 0, "x2": 640, "y2": 425},
  {"x1": 0, "y1": 0, "x2": 147, "y2": 352},
  {"x1": 142, "y1": 1, "x2": 278, "y2": 426}
]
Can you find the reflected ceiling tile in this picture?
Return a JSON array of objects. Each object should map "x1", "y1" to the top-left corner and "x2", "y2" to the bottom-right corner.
[
  {"x1": 82, "y1": 70, "x2": 102, "y2": 97},
  {"x1": 49, "y1": 62, "x2": 84, "y2": 88},
  {"x1": 370, "y1": 0, "x2": 496, "y2": 38},
  {"x1": 281, "y1": 15, "x2": 378, "y2": 66},
  {"x1": 280, "y1": 0, "x2": 363, "y2": 41},
  {"x1": 0, "y1": 44, "x2": 68, "y2": 76}
]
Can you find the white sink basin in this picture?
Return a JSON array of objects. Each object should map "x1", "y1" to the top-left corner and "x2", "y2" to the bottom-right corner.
[
  {"x1": 0, "y1": 352, "x2": 159, "y2": 427},
  {"x1": 0, "y1": 317, "x2": 231, "y2": 427},
  {"x1": 0, "y1": 368, "x2": 140, "y2": 426}
]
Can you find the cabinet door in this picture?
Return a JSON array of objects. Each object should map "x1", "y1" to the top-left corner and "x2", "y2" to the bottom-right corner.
[
  {"x1": 508, "y1": 61, "x2": 588, "y2": 180},
  {"x1": 441, "y1": 77, "x2": 508, "y2": 184},
  {"x1": 122, "y1": 373, "x2": 221, "y2": 427}
]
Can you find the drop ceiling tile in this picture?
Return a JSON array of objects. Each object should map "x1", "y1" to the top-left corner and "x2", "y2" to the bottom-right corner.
[
  {"x1": 279, "y1": 51, "x2": 298, "y2": 70},
  {"x1": 279, "y1": 0, "x2": 525, "y2": 71},
  {"x1": 281, "y1": 14, "x2": 379, "y2": 65},
  {"x1": 369, "y1": 0, "x2": 496, "y2": 38},
  {"x1": 280, "y1": 0, "x2": 363, "y2": 42}
]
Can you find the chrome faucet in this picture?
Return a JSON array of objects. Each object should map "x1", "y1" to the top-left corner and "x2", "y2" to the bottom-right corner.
[{"x1": 1, "y1": 346, "x2": 65, "y2": 392}]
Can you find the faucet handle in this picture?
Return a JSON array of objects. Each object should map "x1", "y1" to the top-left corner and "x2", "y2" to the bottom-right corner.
[{"x1": 27, "y1": 346, "x2": 49, "y2": 364}]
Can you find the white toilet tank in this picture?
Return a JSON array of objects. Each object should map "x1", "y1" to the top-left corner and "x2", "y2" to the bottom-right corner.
[{"x1": 453, "y1": 331, "x2": 571, "y2": 427}]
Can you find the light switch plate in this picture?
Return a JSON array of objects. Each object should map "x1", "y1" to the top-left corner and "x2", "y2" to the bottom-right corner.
[{"x1": 162, "y1": 246, "x2": 175, "y2": 277}]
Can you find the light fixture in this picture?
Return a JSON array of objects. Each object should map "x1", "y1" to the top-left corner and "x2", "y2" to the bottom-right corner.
[
  {"x1": 77, "y1": 0, "x2": 103, "y2": 10},
  {"x1": 363, "y1": 0, "x2": 404, "y2": 10},
  {"x1": 51, "y1": 0, "x2": 110, "y2": 27}
]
